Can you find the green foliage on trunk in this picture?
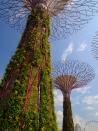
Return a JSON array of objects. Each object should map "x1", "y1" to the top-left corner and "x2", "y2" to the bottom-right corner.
[
  {"x1": 63, "y1": 95, "x2": 74, "y2": 131},
  {"x1": 0, "y1": 8, "x2": 58, "y2": 131}
]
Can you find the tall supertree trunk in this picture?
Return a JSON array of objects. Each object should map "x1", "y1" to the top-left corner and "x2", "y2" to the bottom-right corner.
[
  {"x1": 0, "y1": 8, "x2": 57, "y2": 131},
  {"x1": 63, "y1": 94, "x2": 74, "y2": 131}
]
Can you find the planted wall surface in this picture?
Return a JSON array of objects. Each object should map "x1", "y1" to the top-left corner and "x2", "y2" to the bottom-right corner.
[
  {"x1": 63, "y1": 95, "x2": 74, "y2": 131},
  {"x1": 0, "y1": 8, "x2": 57, "y2": 131}
]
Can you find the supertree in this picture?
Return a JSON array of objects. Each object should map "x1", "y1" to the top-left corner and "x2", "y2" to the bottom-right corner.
[
  {"x1": 91, "y1": 31, "x2": 98, "y2": 60},
  {"x1": 52, "y1": 60, "x2": 95, "y2": 131},
  {"x1": 0, "y1": 0, "x2": 98, "y2": 130}
]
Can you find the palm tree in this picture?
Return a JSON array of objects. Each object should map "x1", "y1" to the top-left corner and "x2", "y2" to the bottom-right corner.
[
  {"x1": 0, "y1": 0, "x2": 98, "y2": 130},
  {"x1": 53, "y1": 60, "x2": 95, "y2": 131}
]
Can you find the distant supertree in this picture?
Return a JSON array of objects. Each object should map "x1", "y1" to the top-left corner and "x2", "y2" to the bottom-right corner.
[
  {"x1": 0, "y1": 0, "x2": 98, "y2": 130},
  {"x1": 53, "y1": 60, "x2": 95, "y2": 131},
  {"x1": 91, "y1": 31, "x2": 98, "y2": 60}
]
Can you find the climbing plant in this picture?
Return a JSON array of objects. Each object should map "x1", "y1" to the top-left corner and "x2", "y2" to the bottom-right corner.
[{"x1": 0, "y1": 8, "x2": 57, "y2": 131}]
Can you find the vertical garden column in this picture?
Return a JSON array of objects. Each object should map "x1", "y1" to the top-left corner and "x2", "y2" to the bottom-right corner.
[
  {"x1": 39, "y1": 12, "x2": 57, "y2": 131},
  {"x1": 0, "y1": 7, "x2": 57, "y2": 131},
  {"x1": 63, "y1": 94, "x2": 74, "y2": 131}
]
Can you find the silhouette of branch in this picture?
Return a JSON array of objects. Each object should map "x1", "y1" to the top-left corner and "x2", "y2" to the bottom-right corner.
[
  {"x1": 52, "y1": 60, "x2": 95, "y2": 95},
  {"x1": 91, "y1": 31, "x2": 98, "y2": 60},
  {"x1": 0, "y1": 0, "x2": 98, "y2": 38}
]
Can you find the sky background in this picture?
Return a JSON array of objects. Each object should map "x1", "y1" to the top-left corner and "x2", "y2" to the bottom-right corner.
[{"x1": 0, "y1": 11, "x2": 98, "y2": 131}]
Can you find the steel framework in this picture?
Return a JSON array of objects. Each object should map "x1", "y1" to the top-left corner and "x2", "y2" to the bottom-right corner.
[
  {"x1": 0, "y1": 0, "x2": 98, "y2": 38},
  {"x1": 53, "y1": 60, "x2": 95, "y2": 131},
  {"x1": 91, "y1": 32, "x2": 98, "y2": 60}
]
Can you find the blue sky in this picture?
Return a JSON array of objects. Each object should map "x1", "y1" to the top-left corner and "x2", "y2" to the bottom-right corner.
[{"x1": 0, "y1": 13, "x2": 98, "y2": 130}]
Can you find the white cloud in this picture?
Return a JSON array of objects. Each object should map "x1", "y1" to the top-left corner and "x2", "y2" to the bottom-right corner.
[
  {"x1": 61, "y1": 42, "x2": 87, "y2": 62},
  {"x1": 77, "y1": 43, "x2": 87, "y2": 52},
  {"x1": 95, "y1": 112, "x2": 98, "y2": 117},
  {"x1": 54, "y1": 92, "x2": 63, "y2": 107},
  {"x1": 85, "y1": 106, "x2": 95, "y2": 111},
  {"x1": 61, "y1": 42, "x2": 74, "y2": 61},
  {"x1": 74, "y1": 115, "x2": 84, "y2": 124},
  {"x1": 83, "y1": 94, "x2": 98, "y2": 105},
  {"x1": 56, "y1": 110, "x2": 63, "y2": 128},
  {"x1": 95, "y1": 69, "x2": 98, "y2": 75},
  {"x1": 75, "y1": 86, "x2": 92, "y2": 95},
  {"x1": 71, "y1": 95, "x2": 81, "y2": 106},
  {"x1": 74, "y1": 115, "x2": 86, "y2": 130},
  {"x1": 53, "y1": 89, "x2": 58, "y2": 96}
]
